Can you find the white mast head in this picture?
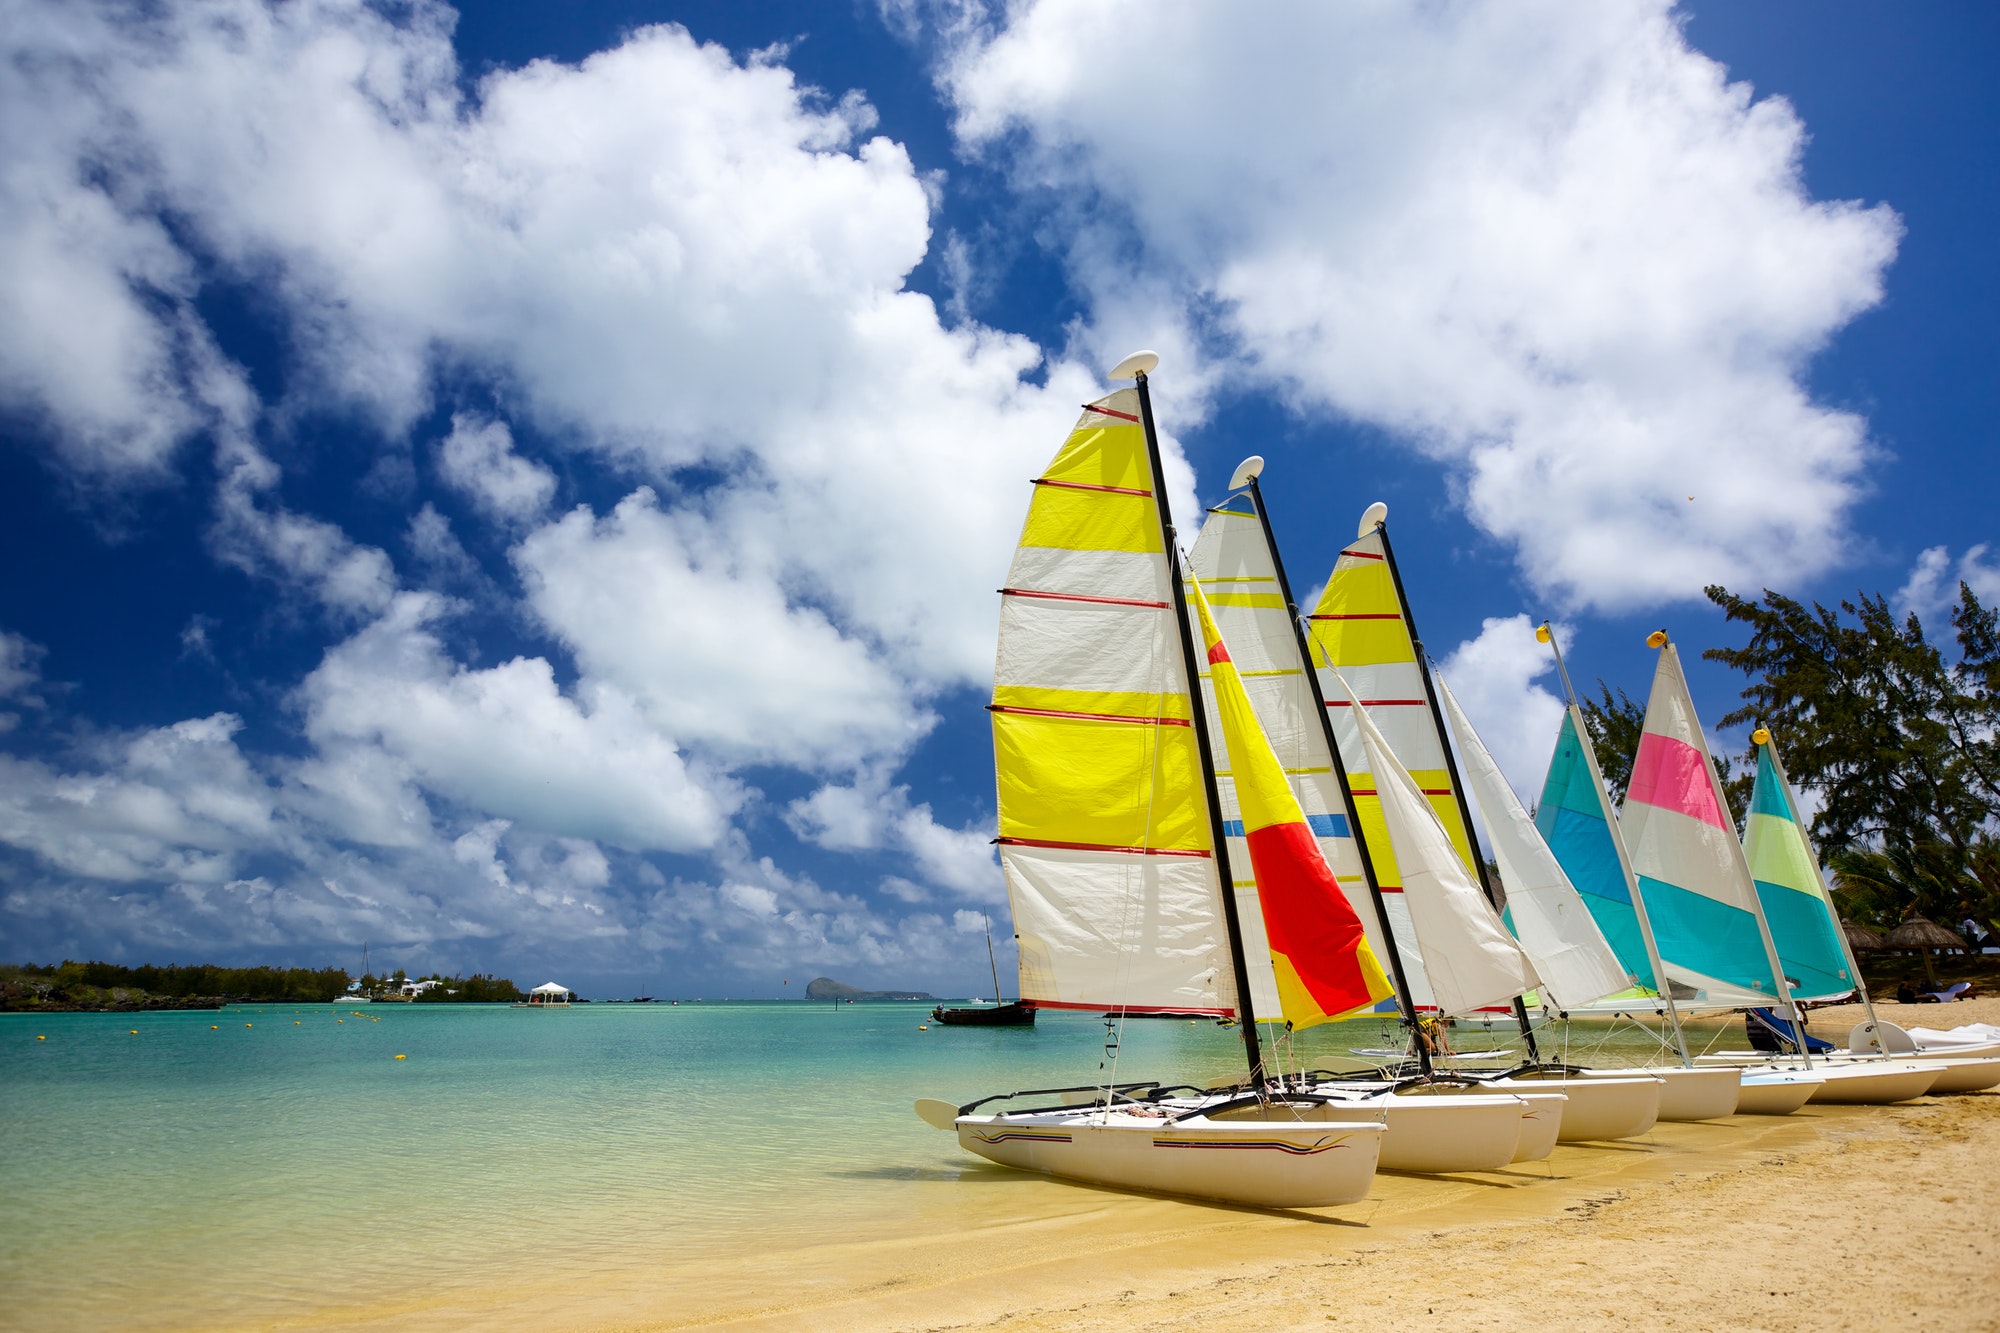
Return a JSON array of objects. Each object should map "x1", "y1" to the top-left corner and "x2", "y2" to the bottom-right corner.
[
  {"x1": 1358, "y1": 501, "x2": 1388, "y2": 537},
  {"x1": 1227, "y1": 455, "x2": 1265, "y2": 490},
  {"x1": 1107, "y1": 350, "x2": 1160, "y2": 380}
]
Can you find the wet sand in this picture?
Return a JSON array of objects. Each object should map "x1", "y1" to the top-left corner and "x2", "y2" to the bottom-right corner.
[{"x1": 271, "y1": 1086, "x2": 2000, "y2": 1331}]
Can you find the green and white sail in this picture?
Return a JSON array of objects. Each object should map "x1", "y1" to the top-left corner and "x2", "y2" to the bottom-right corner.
[{"x1": 1743, "y1": 732, "x2": 1858, "y2": 1002}]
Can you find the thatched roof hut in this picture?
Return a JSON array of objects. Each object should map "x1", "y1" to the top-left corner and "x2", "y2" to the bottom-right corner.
[
  {"x1": 1885, "y1": 915, "x2": 1967, "y2": 985},
  {"x1": 1885, "y1": 916, "x2": 1967, "y2": 951},
  {"x1": 1840, "y1": 918, "x2": 1885, "y2": 952}
]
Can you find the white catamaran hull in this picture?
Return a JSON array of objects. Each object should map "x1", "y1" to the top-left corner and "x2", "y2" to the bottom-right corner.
[
  {"x1": 956, "y1": 1111, "x2": 1385, "y2": 1208},
  {"x1": 1700, "y1": 1057, "x2": 1948, "y2": 1103},
  {"x1": 1507, "y1": 1091, "x2": 1569, "y2": 1162},
  {"x1": 1583, "y1": 1065, "x2": 1741, "y2": 1120},
  {"x1": 1734, "y1": 1070, "x2": 1824, "y2": 1114},
  {"x1": 1921, "y1": 1056, "x2": 2000, "y2": 1094},
  {"x1": 1486, "y1": 1073, "x2": 1662, "y2": 1141},
  {"x1": 1297, "y1": 1092, "x2": 1534, "y2": 1174},
  {"x1": 1805, "y1": 1062, "x2": 1942, "y2": 1103}
]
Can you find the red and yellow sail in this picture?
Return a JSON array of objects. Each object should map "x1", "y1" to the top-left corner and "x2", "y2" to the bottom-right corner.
[{"x1": 1191, "y1": 578, "x2": 1393, "y2": 1026}]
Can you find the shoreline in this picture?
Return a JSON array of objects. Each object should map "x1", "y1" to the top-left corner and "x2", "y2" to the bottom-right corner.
[{"x1": 232, "y1": 1089, "x2": 1999, "y2": 1332}]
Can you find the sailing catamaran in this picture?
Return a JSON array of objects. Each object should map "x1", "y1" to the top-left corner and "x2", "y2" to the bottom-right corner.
[
  {"x1": 1303, "y1": 503, "x2": 1667, "y2": 1139},
  {"x1": 1717, "y1": 727, "x2": 2000, "y2": 1092},
  {"x1": 1619, "y1": 635, "x2": 1938, "y2": 1105},
  {"x1": 1185, "y1": 467, "x2": 1559, "y2": 1172},
  {"x1": 914, "y1": 354, "x2": 1385, "y2": 1208}
]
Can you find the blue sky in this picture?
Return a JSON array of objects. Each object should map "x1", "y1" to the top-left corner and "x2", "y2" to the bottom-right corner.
[{"x1": 1, "y1": 0, "x2": 1993, "y2": 998}]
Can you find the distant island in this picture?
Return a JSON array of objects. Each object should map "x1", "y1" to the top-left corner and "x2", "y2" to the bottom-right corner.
[
  {"x1": 1, "y1": 961, "x2": 527, "y2": 1011},
  {"x1": 803, "y1": 976, "x2": 937, "y2": 1001}
]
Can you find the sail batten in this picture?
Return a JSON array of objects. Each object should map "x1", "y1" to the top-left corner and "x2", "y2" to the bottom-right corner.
[{"x1": 994, "y1": 389, "x2": 1236, "y2": 1016}]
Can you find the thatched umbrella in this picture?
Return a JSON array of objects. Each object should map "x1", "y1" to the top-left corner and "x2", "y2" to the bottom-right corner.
[
  {"x1": 1884, "y1": 915, "x2": 1967, "y2": 986},
  {"x1": 1840, "y1": 918, "x2": 1885, "y2": 953}
]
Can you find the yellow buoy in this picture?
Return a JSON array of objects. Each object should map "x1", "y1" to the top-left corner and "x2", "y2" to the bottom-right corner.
[
  {"x1": 918, "y1": 1025, "x2": 928, "y2": 1030},
  {"x1": 211, "y1": 1025, "x2": 219, "y2": 1030},
  {"x1": 294, "y1": 1021, "x2": 301, "y2": 1026},
  {"x1": 36, "y1": 1035, "x2": 45, "y2": 1041},
  {"x1": 337, "y1": 1019, "x2": 344, "y2": 1024},
  {"x1": 394, "y1": 1053, "x2": 407, "y2": 1060},
  {"x1": 245, "y1": 1023, "x2": 253, "y2": 1028},
  {"x1": 129, "y1": 1030, "x2": 138, "y2": 1035}
]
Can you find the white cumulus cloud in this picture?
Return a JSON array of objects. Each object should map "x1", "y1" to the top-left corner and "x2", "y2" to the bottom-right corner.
[{"x1": 940, "y1": 0, "x2": 1900, "y2": 612}]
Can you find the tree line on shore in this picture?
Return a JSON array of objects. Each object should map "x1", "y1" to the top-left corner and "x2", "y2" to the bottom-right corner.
[
  {"x1": 1580, "y1": 578, "x2": 1999, "y2": 940},
  {"x1": 1, "y1": 961, "x2": 525, "y2": 1011}
]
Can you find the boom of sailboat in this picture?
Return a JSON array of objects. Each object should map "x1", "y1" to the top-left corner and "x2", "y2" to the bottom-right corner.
[{"x1": 914, "y1": 353, "x2": 1999, "y2": 1210}]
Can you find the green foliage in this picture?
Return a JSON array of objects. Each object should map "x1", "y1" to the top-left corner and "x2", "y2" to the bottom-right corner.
[
  {"x1": 1703, "y1": 580, "x2": 2000, "y2": 930},
  {"x1": 412, "y1": 973, "x2": 523, "y2": 1002},
  {"x1": 1578, "y1": 683, "x2": 1645, "y2": 804},
  {"x1": 14, "y1": 960, "x2": 352, "y2": 1002}
]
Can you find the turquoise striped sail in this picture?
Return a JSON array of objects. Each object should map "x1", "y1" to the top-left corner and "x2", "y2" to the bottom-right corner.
[
  {"x1": 1744, "y1": 743, "x2": 1855, "y2": 1000},
  {"x1": 1535, "y1": 708, "x2": 1651, "y2": 984}
]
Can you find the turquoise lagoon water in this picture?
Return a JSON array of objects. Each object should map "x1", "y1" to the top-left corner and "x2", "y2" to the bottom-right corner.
[
  {"x1": 0, "y1": 1000, "x2": 1686, "y2": 1328},
  {"x1": 0, "y1": 1001, "x2": 1279, "y2": 1328}
]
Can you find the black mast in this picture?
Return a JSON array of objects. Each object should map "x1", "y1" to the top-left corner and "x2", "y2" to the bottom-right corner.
[
  {"x1": 1132, "y1": 366, "x2": 1267, "y2": 1091},
  {"x1": 1373, "y1": 520, "x2": 1542, "y2": 1064},
  {"x1": 1242, "y1": 474, "x2": 1433, "y2": 1079}
]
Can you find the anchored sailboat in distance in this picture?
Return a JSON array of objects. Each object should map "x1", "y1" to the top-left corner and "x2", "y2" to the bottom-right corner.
[{"x1": 914, "y1": 353, "x2": 1384, "y2": 1209}]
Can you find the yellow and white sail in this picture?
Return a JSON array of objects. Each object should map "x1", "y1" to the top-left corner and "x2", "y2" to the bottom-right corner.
[
  {"x1": 1187, "y1": 499, "x2": 1405, "y2": 1019},
  {"x1": 992, "y1": 390, "x2": 1235, "y2": 1014}
]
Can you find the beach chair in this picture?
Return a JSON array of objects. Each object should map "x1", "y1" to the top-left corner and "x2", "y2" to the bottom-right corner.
[
  {"x1": 1746, "y1": 1007, "x2": 1837, "y2": 1055},
  {"x1": 1917, "y1": 981, "x2": 1971, "y2": 1003}
]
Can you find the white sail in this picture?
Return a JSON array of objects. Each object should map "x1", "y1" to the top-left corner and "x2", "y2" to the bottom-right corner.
[
  {"x1": 1434, "y1": 670, "x2": 1630, "y2": 1010},
  {"x1": 1187, "y1": 500, "x2": 1423, "y2": 1018},
  {"x1": 1339, "y1": 675, "x2": 1539, "y2": 1016}
]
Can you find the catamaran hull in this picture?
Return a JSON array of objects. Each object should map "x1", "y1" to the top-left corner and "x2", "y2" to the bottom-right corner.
[
  {"x1": 1581, "y1": 1066, "x2": 1739, "y2": 1120},
  {"x1": 1301, "y1": 1093, "x2": 1530, "y2": 1174},
  {"x1": 1489, "y1": 1074, "x2": 1661, "y2": 1141},
  {"x1": 1508, "y1": 1092, "x2": 1568, "y2": 1162},
  {"x1": 1806, "y1": 1062, "x2": 1942, "y2": 1103},
  {"x1": 956, "y1": 1113, "x2": 1385, "y2": 1208},
  {"x1": 1734, "y1": 1071, "x2": 1823, "y2": 1114},
  {"x1": 1922, "y1": 1057, "x2": 2000, "y2": 1094}
]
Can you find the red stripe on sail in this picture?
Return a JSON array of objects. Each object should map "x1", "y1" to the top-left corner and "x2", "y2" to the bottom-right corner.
[
  {"x1": 1081, "y1": 403, "x2": 1141, "y2": 423},
  {"x1": 997, "y1": 837, "x2": 1212, "y2": 858},
  {"x1": 1309, "y1": 613, "x2": 1401, "y2": 620},
  {"x1": 1029, "y1": 999, "x2": 1232, "y2": 1015},
  {"x1": 1337, "y1": 548, "x2": 1385, "y2": 561},
  {"x1": 1207, "y1": 639, "x2": 1232, "y2": 667},
  {"x1": 1001, "y1": 587, "x2": 1170, "y2": 609},
  {"x1": 1032, "y1": 478, "x2": 1151, "y2": 497},
  {"x1": 1323, "y1": 699, "x2": 1428, "y2": 707},
  {"x1": 988, "y1": 705, "x2": 1191, "y2": 727},
  {"x1": 1245, "y1": 821, "x2": 1381, "y2": 1018},
  {"x1": 1346, "y1": 788, "x2": 1452, "y2": 797}
]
